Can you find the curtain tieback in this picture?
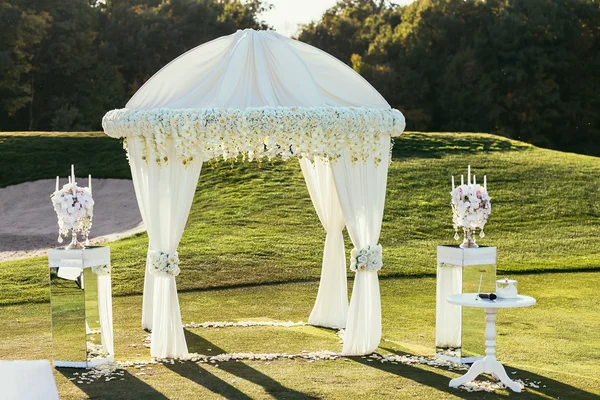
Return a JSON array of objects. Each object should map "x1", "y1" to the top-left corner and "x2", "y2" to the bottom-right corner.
[
  {"x1": 149, "y1": 250, "x2": 180, "y2": 276},
  {"x1": 350, "y1": 244, "x2": 383, "y2": 272}
]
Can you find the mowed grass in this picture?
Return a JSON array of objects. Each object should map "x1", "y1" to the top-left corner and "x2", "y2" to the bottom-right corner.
[
  {"x1": 0, "y1": 273, "x2": 598, "y2": 399},
  {"x1": 1, "y1": 131, "x2": 599, "y2": 398},
  {"x1": 1, "y1": 131, "x2": 599, "y2": 305}
]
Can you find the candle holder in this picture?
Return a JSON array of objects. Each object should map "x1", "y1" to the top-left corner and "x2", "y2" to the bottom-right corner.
[
  {"x1": 450, "y1": 166, "x2": 491, "y2": 246},
  {"x1": 51, "y1": 165, "x2": 94, "y2": 250}
]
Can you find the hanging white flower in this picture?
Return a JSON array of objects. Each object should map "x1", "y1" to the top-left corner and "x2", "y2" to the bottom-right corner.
[{"x1": 102, "y1": 107, "x2": 405, "y2": 166}]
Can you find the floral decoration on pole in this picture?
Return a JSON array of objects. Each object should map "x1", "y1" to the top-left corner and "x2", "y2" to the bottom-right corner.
[
  {"x1": 450, "y1": 166, "x2": 491, "y2": 248},
  {"x1": 51, "y1": 165, "x2": 94, "y2": 249}
]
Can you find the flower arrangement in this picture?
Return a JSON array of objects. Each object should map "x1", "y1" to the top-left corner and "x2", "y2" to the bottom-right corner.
[
  {"x1": 92, "y1": 264, "x2": 111, "y2": 276},
  {"x1": 350, "y1": 244, "x2": 383, "y2": 272},
  {"x1": 51, "y1": 166, "x2": 94, "y2": 248},
  {"x1": 149, "y1": 250, "x2": 180, "y2": 276},
  {"x1": 450, "y1": 166, "x2": 491, "y2": 248},
  {"x1": 102, "y1": 107, "x2": 405, "y2": 166}
]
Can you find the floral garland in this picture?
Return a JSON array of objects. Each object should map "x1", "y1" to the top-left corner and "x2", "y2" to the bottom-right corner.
[
  {"x1": 102, "y1": 107, "x2": 405, "y2": 165},
  {"x1": 92, "y1": 264, "x2": 111, "y2": 276},
  {"x1": 350, "y1": 244, "x2": 383, "y2": 272},
  {"x1": 149, "y1": 250, "x2": 180, "y2": 276},
  {"x1": 51, "y1": 183, "x2": 94, "y2": 243},
  {"x1": 450, "y1": 183, "x2": 491, "y2": 238}
]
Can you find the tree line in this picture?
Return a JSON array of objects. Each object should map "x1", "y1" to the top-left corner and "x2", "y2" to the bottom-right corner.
[{"x1": 1, "y1": 0, "x2": 599, "y2": 155}]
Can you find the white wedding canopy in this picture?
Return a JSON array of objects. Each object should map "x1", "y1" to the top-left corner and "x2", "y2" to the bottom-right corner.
[{"x1": 103, "y1": 29, "x2": 405, "y2": 358}]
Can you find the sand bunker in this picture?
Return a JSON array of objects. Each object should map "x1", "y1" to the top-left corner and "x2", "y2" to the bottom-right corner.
[{"x1": 0, "y1": 178, "x2": 144, "y2": 262}]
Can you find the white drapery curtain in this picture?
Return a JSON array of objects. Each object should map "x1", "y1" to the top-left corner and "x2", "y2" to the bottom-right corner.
[
  {"x1": 299, "y1": 157, "x2": 348, "y2": 329},
  {"x1": 435, "y1": 265, "x2": 462, "y2": 349},
  {"x1": 331, "y1": 136, "x2": 391, "y2": 355},
  {"x1": 128, "y1": 138, "x2": 202, "y2": 358},
  {"x1": 97, "y1": 273, "x2": 114, "y2": 355}
]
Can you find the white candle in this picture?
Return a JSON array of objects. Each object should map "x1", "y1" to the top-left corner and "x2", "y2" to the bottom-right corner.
[
  {"x1": 68, "y1": 176, "x2": 71, "y2": 184},
  {"x1": 71, "y1": 164, "x2": 75, "y2": 185},
  {"x1": 474, "y1": 175, "x2": 476, "y2": 185},
  {"x1": 484, "y1": 175, "x2": 487, "y2": 191},
  {"x1": 89, "y1": 174, "x2": 92, "y2": 194},
  {"x1": 55, "y1": 176, "x2": 59, "y2": 192},
  {"x1": 451, "y1": 176, "x2": 455, "y2": 190},
  {"x1": 461, "y1": 175, "x2": 464, "y2": 185},
  {"x1": 468, "y1": 165, "x2": 471, "y2": 185}
]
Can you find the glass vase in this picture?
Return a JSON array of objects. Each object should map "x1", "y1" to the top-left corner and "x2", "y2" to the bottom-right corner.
[
  {"x1": 459, "y1": 228, "x2": 479, "y2": 248},
  {"x1": 66, "y1": 230, "x2": 85, "y2": 250}
]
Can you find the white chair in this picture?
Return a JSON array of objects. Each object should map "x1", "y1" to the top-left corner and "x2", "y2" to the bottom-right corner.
[{"x1": 0, "y1": 360, "x2": 59, "y2": 400}]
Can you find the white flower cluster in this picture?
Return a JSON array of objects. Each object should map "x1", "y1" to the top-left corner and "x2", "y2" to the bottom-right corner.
[
  {"x1": 183, "y1": 320, "x2": 306, "y2": 329},
  {"x1": 350, "y1": 244, "x2": 383, "y2": 272},
  {"x1": 102, "y1": 107, "x2": 405, "y2": 165},
  {"x1": 92, "y1": 264, "x2": 111, "y2": 276},
  {"x1": 149, "y1": 250, "x2": 180, "y2": 276},
  {"x1": 51, "y1": 183, "x2": 94, "y2": 243},
  {"x1": 450, "y1": 184, "x2": 491, "y2": 234}
]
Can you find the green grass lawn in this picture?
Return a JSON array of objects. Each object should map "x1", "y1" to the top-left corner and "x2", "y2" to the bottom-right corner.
[
  {"x1": 0, "y1": 131, "x2": 599, "y2": 399},
  {"x1": 2, "y1": 131, "x2": 599, "y2": 305},
  {"x1": 1, "y1": 273, "x2": 598, "y2": 399}
]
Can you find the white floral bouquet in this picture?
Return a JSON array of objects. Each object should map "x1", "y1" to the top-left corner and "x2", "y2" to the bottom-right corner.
[
  {"x1": 450, "y1": 183, "x2": 491, "y2": 240},
  {"x1": 51, "y1": 182, "x2": 94, "y2": 244},
  {"x1": 350, "y1": 244, "x2": 383, "y2": 272},
  {"x1": 149, "y1": 250, "x2": 180, "y2": 276}
]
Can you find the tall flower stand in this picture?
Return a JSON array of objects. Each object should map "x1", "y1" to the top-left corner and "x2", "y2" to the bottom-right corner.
[
  {"x1": 48, "y1": 246, "x2": 114, "y2": 368},
  {"x1": 436, "y1": 245, "x2": 496, "y2": 363}
]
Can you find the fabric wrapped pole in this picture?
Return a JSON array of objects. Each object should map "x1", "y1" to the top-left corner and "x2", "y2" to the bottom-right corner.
[
  {"x1": 435, "y1": 265, "x2": 462, "y2": 348},
  {"x1": 97, "y1": 272, "x2": 114, "y2": 355},
  {"x1": 299, "y1": 157, "x2": 348, "y2": 329},
  {"x1": 127, "y1": 137, "x2": 202, "y2": 358},
  {"x1": 331, "y1": 137, "x2": 391, "y2": 355}
]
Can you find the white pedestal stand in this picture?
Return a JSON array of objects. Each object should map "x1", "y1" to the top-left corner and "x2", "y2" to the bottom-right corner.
[
  {"x1": 436, "y1": 245, "x2": 496, "y2": 363},
  {"x1": 48, "y1": 246, "x2": 113, "y2": 368},
  {"x1": 447, "y1": 294, "x2": 536, "y2": 392}
]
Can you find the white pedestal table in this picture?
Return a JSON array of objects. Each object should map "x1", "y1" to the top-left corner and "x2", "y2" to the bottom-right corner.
[{"x1": 446, "y1": 293, "x2": 536, "y2": 392}]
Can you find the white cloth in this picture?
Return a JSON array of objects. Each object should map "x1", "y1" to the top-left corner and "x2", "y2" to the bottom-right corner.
[
  {"x1": 331, "y1": 137, "x2": 391, "y2": 355},
  {"x1": 435, "y1": 264, "x2": 462, "y2": 348},
  {"x1": 126, "y1": 30, "x2": 390, "y2": 110},
  {"x1": 128, "y1": 137, "x2": 202, "y2": 358},
  {"x1": 97, "y1": 273, "x2": 114, "y2": 355},
  {"x1": 0, "y1": 360, "x2": 59, "y2": 400},
  {"x1": 299, "y1": 157, "x2": 347, "y2": 329},
  {"x1": 112, "y1": 29, "x2": 405, "y2": 359}
]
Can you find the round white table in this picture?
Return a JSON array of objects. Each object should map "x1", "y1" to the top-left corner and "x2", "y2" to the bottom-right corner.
[{"x1": 446, "y1": 293, "x2": 536, "y2": 392}]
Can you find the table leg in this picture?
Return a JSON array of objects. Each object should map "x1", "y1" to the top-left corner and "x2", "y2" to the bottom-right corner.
[
  {"x1": 449, "y1": 359, "x2": 485, "y2": 388},
  {"x1": 449, "y1": 308, "x2": 522, "y2": 393}
]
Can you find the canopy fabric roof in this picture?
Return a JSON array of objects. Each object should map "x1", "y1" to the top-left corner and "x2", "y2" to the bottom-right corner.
[
  {"x1": 126, "y1": 29, "x2": 390, "y2": 110},
  {"x1": 102, "y1": 29, "x2": 405, "y2": 164}
]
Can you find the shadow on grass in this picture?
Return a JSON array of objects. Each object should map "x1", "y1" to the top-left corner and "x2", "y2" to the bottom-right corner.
[
  {"x1": 392, "y1": 132, "x2": 531, "y2": 160},
  {"x1": 162, "y1": 329, "x2": 317, "y2": 399},
  {"x1": 352, "y1": 348, "x2": 597, "y2": 399},
  {"x1": 57, "y1": 368, "x2": 168, "y2": 399}
]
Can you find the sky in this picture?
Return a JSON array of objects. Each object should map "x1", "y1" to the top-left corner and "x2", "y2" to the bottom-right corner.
[{"x1": 260, "y1": 0, "x2": 414, "y2": 37}]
